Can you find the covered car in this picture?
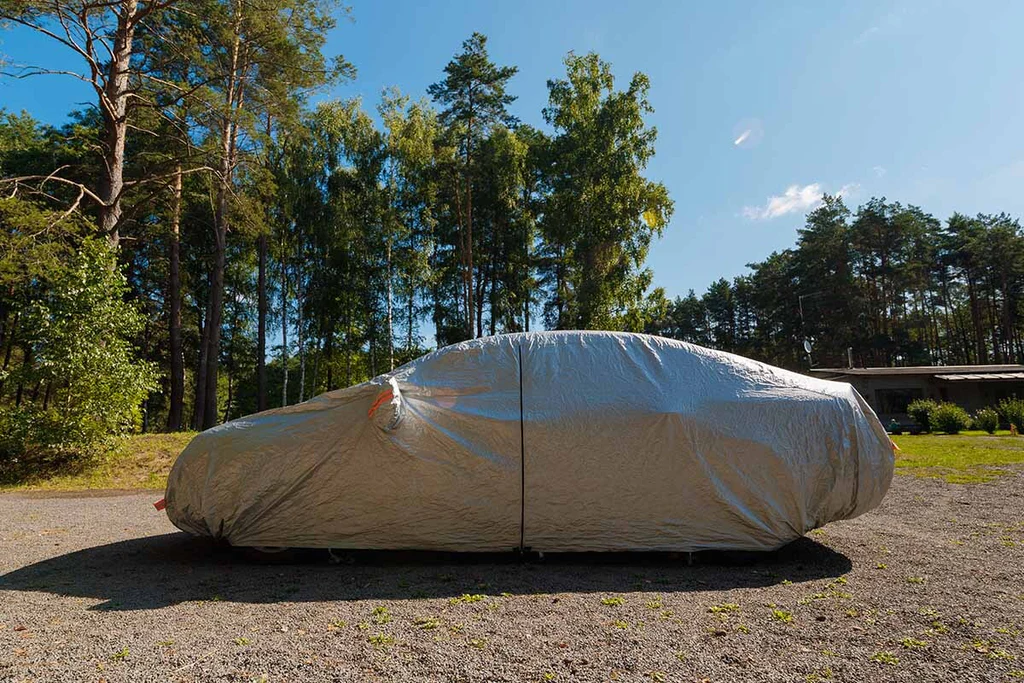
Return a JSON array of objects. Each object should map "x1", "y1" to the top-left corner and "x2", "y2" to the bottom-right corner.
[{"x1": 164, "y1": 331, "x2": 893, "y2": 552}]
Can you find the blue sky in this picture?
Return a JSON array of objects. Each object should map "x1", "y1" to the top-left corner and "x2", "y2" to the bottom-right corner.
[{"x1": 3, "y1": 0, "x2": 1023, "y2": 299}]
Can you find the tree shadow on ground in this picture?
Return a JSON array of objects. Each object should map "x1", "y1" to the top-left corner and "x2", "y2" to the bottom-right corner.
[{"x1": 0, "y1": 532, "x2": 851, "y2": 611}]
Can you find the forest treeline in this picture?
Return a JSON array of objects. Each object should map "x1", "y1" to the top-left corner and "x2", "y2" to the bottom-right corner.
[
  {"x1": 0, "y1": 0, "x2": 672, "y2": 467},
  {"x1": 2, "y1": 0, "x2": 1023, "y2": 473},
  {"x1": 645, "y1": 196, "x2": 1024, "y2": 371}
]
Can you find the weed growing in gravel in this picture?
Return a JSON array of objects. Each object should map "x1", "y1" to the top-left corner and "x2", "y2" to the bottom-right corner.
[
  {"x1": 928, "y1": 621, "x2": 949, "y2": 635},
  {"x1": 805, "y1": 667, "x2": 834, "y2": 682},
  {"x1": 674, "y1": 652, "x2": 687, "y2": 662},
  {"x1": 709, "y1": 602, "x2": 740, "y2": 613},
  {"x1": 645, "y1": 598, "x2": 662, "y2": 609},
  {"x1": 771, "y1": 609, "x2": 794, "y2": 623},
  {"x1": 876, "y1": 563, "x2": 887, "y2": 569},
  {"x1": 989, "y1": 650, "x2": 1016, "y2": 660},
  {"x1": 372, "y1": 606, "x2": 392, "y2": 624},
  {"x1": 611, "y1": 620, "x2": 629, "y2": 629},
  {"x1": 357, "y1": 622, "x2": 370, "y2": 631},
  {"x1": 970, "y1": 639, "x2": 993, "y2": 653},
  {"x1": 845, "y1": 609, "x2": 859, "y2": 617},
  {"x1": 413, "y1": 617, "x2": 441, "y2": 630},
  {"x1": 543, "y1": 673, "x2": 556, "y2": 681},
  {"x1": 110, "y1": 648, "x2": 129, "y2": 661},
  {"x1": 918, "y1": 607, "x2": 939, "y2": 617},
  {"x1": 449, "y1": 594, "x2": 486, "y2": 605},
  {"x1": 368, "y1": 633, "x2": 394, "y2": 647},
  {"x1": 900, "y1": 637, "x2": 927, "y2": 649},
  {"x1": 601, "y1": 597, "x2": 625, "y2": 606},
  {"x1": 157, "y1": 640, "x2": 174, "y2": 647},
  {"x1": 870, "y1": 651, "x2": 899, "y2": 665},
  {"x1": 646, "y1": 672, "x2": 666, "y2": 682},
  {"x1": 468, "y1": 638, "x2": 487, "y2": 649},
  {"x1": 781, "y1": 579, "x2": 793, "y2": 585},
  {"x1": 328, "y1": 619, "x2": 347, "y2": 630},
  {"x1": 233, "y1": 637, "x2": 251, "y2": 646},
  {"x1": 736, "y1": 623, "x2": 750, "y2": 633},
  {"x1": 906, "y1": 576, "x2": 926, "y2": 584}
]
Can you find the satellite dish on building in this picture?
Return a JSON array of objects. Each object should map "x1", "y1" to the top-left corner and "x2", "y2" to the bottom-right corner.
[{"x1": 803, "y1": 339, "x2": 813, "y2": 355}]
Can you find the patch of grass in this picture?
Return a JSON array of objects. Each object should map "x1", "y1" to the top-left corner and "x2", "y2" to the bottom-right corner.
[
  {"x1": 645, "y1": 598, "x2": 662, "y2": 610},
  {"x1": 413, "y1": 617, "x2": 441, "y2": 630},
  {"x1": 601, "y1": 597, "x2": 625, "y2": 606},
  {"x1": 870, "y1": 651, "x2": 899, "y2": 665},
  {"x1": 900, "y1": 637, "x2": 927, "y2": 649},
  {"x1": 708, "y1": 602, "x2": 740, "y2": 613},
  {"x1": 368, "y1": 633, "x2": 394, "y2": 647},
  {"x1": 371, "y1": 606, "x2": 391, "y2": 624},
  {"x1": 233, "y1": 637, "x2": 251, "y2": 646},
  {"x1": 1, "y1": 432, "x2": 197, "y2": 491},
  {"x1": 770, "y1": 609, "x2": 794, "y2": 623},
  {"x1": 109, "y1": 647, "x2": 129, "y2": 661},
  {"x1": 906, "y1": 576, "x2": 926, "y2": 584},
  {"x1": 611, "y1": 620, "x2": 629, "y2": 629},
  {"x1": 892, "y1": 434, "x2": 1024, "y2": 483},
  {"x1": 468, "y1": 638, "x2": 486, "y2": 649},
  {"x1": 449, "y1": 593, "x2": 486, "y2": 605}
]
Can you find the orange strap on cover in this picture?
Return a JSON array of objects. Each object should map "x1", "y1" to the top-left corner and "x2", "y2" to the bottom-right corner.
[
  {"x1": 153, "y1": 498, "x2": 166, "y2": 511},
  {"x1": 367, "y1": 389, "x2": 394, "y2": 418}
]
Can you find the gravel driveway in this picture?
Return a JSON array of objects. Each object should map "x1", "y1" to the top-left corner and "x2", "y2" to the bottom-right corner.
[{"x1": 2, "y1": 472, "x2": 1023, "y2": 682}]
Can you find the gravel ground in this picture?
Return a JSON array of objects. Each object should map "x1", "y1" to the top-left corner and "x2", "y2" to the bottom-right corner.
[{"x1": 1, "y1": 473, "x2": 1023, "y2": 683}]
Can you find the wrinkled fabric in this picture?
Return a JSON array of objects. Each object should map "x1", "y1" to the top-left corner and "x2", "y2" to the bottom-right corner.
[{"x1": 165, "y1": 331, "x2": 893, "y2": 551}]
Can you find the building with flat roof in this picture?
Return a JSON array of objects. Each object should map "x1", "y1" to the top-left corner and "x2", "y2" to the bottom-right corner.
[{"x1": 809, "y1": 365, "x2": 1024, "y2": 426}]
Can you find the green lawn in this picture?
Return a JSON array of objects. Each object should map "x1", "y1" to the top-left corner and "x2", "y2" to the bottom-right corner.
[
  {"x1": 893, "y1": 432, "x2": 1024, "y2": 483},
  {"x1": 1, "y1": 432, "x2": 197, "y2": 492}
]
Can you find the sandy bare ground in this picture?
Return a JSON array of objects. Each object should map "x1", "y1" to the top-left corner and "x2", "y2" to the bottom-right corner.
[{"x1": 1, "y1": 472, "x2": 1023, "y2": 682}]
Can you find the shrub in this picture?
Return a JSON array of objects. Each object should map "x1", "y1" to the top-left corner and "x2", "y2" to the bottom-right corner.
[
  {"x1": 998, "y1": 398, "x2": 1024, "y2": 432},
  {"x1": 0, "y1": 237, "x2": 158, "y2": 483},
  {"x1": 931, "y1": 403, "x2": 971, "y2": 434},
  {"x1": 974, "y1": 407, "x2": 999, "y2": 434},
  {"x1": 907, "y1": 399, "x2": 939, "y2": 432}
]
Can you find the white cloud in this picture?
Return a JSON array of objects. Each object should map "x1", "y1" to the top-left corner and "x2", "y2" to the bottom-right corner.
[
  {"x1": 837, "y1": 182, "x2": 860, "y2": 199},
  {"x1": 733, "y1": 129, "x2": 752, "y2": 146},
  {"x1": 742, "y1": 182, "x2": 858, "y2": 220},
  {"x1": 872, "y1": 165, "x2": 886, "y2": 178},
  {"x1": 742, "y1": 183, "x2": 824, "y2": 220}
]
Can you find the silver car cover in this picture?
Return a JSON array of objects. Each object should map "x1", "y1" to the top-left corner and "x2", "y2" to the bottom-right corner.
[{"x1": 164, "y1": 331, "x2": 893, "y2": 551}]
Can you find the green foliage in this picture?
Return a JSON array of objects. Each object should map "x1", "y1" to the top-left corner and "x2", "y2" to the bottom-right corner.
[
  {"x1": 907, "y1": 399, "x2": 940, "y2": 432},
  {"x1": 0, "y1": 228, "x2": 157, "y2": 479},
  {"x1": 930, "y1": 403, "x2": 971, "y2": 434},
  {"x1": 998, "y1": 398, "x2": 1024, "y2": 432},
  {"x1": 541, "y1": 52, "x2": 674, "y2": 331},
  {"x1": 974, "y1": 407, "x2": 999, "y2": 434}
]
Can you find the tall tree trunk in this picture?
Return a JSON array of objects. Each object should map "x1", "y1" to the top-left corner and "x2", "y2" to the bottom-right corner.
[
  {"x1": 96, "y1": 0, "x2": 139, "y2": 245},
  {"x1": 297, "y1": 244, "x2": 306, "y2": 403},
  {"x1": 257, "y1": 232, "x2": 268, "y2": 411},
  {"x1": 167, "y1": 165, "x2": 184, "y2": 431},
  {"x1": 192, "y1": 284, "x2": 210, "y2": 429},
  {"x1": 281, "y1": 254, "x2": 289, "y2": 407},
  {"x1": 200, "y1": 1, "x2": 243, "y2": 429},
  {"x1": 386, "y1": 240, "x2": 395, "y2": 370},
  {"x1": 202, "y1": 182, "x2": 228, "y2": 429}
]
